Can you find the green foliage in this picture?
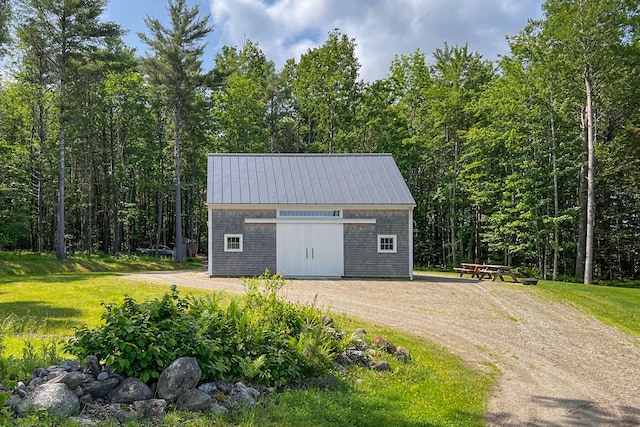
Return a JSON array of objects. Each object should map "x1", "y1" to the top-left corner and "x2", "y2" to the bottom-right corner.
[
  {"x1": 66, "y1": 273, "x2": 345, "y2": 386},
  {"x1": 65, "y1": 285, "x2": 224, "y2": 383},
  {"x1": 0, "y1": 315, "x2": 65, "y2": 387}
]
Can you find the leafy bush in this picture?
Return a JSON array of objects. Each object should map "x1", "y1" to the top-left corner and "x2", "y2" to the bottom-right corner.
[
  {"x1": 65, "y1": 272, "x2": 345, "y2": 386},
  {"x1": 65, "y1": 285, "x2": 225, "y2": 383}
]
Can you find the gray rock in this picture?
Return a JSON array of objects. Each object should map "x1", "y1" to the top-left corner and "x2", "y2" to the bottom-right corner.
[
  {"x1": 109, "y1": 403, "x2": 139, "y2": 423},
  {"x1": 352, "y1": 339, "x2": 368, "y2": 351},
  {"x1": 10, "y1": 395, "x2": 27, "y2": 417},
  {"x1": 25, "y1": 383, "x2": 79, "y2": 417},
  {"x1": 342, "y1": 349, "x2": 370, "y2": 367},
  {"x1": 372, "y1": 336, "x2": 397, "y2": 354},
  {"x1": 351, "y1": 328, "x2": 367, "y2": 339},
  {"x1": 214, "y1": 380, "x2": 233, "y2": 394},
  {"x1": 176, "y1": 388, "x2": 212, "y2": 411},
  {"x1": 197, "y1": 382, "x2": 218, "y2": 394},
  {"x1": 109, "y1": 377, "x2": 153, "y2": 404},
  {"x1": 85, "y1": 355, "x2": 102, "y2": 378},
  {"x1": 48, "y1": 370, "x2": 86, "y2": 389},
  {"x1": 97, "y1": 372, "x2": 109, "y2": 381},
  {"x1": 372, "y1": 360, "x2": 391, "y2": 371},
  {"x1": 228, "y1": 382, "x2": 258, "y2": 407},
  {"x1": 83, "y1": 376, "x2": 120, "y2": 398},
  {"x1": 15, "y1": 382, "x2": 28, "y2": 398},
  {"x1": 156, "y1": 357, "x2": 202, "y2": 401},
  {"x1": 396, "y1": 346, "x2": 411, "y2": 362},
  {"x1": 29, "y1": 377, "x2": 46, "y2": 389},
  {"x1": 63, "y1": 359, "x2": 82, "y2": 371},
  {"x1": 132, "y1": 399, "x2": 167, "y2": 419},
  {"x1": 32, "y1": 367, "x2": 49, "y2": 379},
  {"x1": 209, "y1": 402, "x2": 229, "y2": 415}
]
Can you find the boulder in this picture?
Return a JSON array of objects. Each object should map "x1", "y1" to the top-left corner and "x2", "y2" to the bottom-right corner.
[
  {"x1": 82, "y1": 376, "x2": 120, "y2": 398},
  {"x1": 109, "y1": 403, "x2": 139, "y2": 424},
  {"x1": 372, "y1": 360, "x2": 391, "y2": 371},
  {"x1": 48, "y1": 370, "x2": 86, "y2": 390},
  {"x1": 157, "y1": 357, "x2": 202, "y2": 401},
  {"x1": 396, "y1": 346, "x2": 412, "y2": 362},
  {"x1": 176, "y1": 388, "x2": 212, "y2": 411},
  {"x1": 341, "y1": 349, "x2": 370, "y2": 367},
  {"x1": 372, "y1": 336, "x2": 397, "y2": 354},
  {"x1": 85, "y1": 356, "x2": 102, "y2": 379},
  {"x1": 228, "y1": 382, "x2": 259, "y2": 407},
  {"x1": 133, "y1": 399, "x2": 167, "y2": 419},
  {"x1": 109, "y1": 377, "x2": 153, "y2": 403},
  {"x1": 25, "y1": 383, "x2": 79, "y2": 417}
]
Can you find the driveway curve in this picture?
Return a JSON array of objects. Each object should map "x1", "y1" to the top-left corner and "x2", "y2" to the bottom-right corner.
[{"x1": 119, "y1": 270, "x2": 640, "y2": 426}]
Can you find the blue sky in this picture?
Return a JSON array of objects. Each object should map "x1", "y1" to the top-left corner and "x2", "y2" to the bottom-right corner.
[{"x1": 104, "y1": 0, "x2": 545, "y2": 81}]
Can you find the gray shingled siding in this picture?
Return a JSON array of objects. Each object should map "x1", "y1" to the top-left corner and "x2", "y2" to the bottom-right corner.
[
  {"x1": 344, "y1": 210, "x2": 410, "y2": 278},
  {"x1": 210, "y1": 210, "x2": 276, "y2": 276},
  {"x1": 210, "y1": 208, "x2": 410, "y2": 278}
]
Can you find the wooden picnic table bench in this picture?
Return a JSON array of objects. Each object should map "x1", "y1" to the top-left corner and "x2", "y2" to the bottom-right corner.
[
  {"x1": 478, "y1": 265, "x2": 521, "y2": 282},
  {"x1": 455, "y1": 263, "x2": 484, "y2": 278}
]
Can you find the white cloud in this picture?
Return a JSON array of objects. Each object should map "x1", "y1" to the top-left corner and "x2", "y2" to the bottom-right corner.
[{"x1": 208, "y1": 0, "x2": 544, "y2": 81}]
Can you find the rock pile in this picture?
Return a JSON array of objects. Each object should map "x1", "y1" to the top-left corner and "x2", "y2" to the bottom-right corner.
[
  {"x1": 1, "y1": 326, "x2": 410, "y2": 424},
  {"x1": 336, "y1": 327, "x2": 412, "y2": 372},
  {"x1": 4, "y1": 356, "x2": 261, "y2": 424}
]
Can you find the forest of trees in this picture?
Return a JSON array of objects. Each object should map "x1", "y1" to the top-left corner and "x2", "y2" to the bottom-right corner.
[{"x1": 0, "y1": 0, "x2": 639, "y2": 282}]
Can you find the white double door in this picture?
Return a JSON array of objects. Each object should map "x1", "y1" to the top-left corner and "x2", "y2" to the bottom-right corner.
[{"x1": 276, "y1": 223, "x2": 344, "y2": 277}]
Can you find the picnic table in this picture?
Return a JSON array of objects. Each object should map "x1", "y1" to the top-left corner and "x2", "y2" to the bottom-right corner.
[
  {"x1": 477, "y1": 265, "x2": 521, "y2": 282},
  {"x1": 454, "y1": 263, "x2": 484, "y2": 278},
  {"x1": 454, "y1": 263, "x2": 521, "y2": 282}
]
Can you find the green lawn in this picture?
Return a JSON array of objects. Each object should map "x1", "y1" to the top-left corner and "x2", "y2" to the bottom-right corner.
[
  {"x1": 0, "y1": 258, "x2": 495, "y2": 427},
  {"x1": 3, "y1": 259, "x2": 638, "y2": 426}
]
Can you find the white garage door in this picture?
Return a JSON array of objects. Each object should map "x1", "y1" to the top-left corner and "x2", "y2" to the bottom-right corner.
[{"x1": 276, "y1": 223, "x2": 344, "y2": 277}]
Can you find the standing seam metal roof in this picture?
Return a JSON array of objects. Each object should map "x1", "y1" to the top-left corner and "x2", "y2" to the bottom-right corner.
[{"x1": 207, "y1": 154, "x2": 416, "y2": 206}]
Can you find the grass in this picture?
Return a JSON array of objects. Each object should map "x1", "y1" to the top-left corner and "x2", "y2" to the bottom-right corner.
[
  {"x1": 0, "y1": 258, "x2": 495, "y2": 426},
  {"x1": 4, "y1": 261, "x2": 638, "y2": 426},
  {"x1": 240, "y1": 315, "x2": 495, "y2": 427},
  {"x1": 0, "y1": 251, "x2": 201, "y2": 276}
]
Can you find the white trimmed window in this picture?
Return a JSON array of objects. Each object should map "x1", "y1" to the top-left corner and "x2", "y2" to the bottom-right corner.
[
  {"x1": 224, "y1": 234, "x2": 243, "y2": 252},
  {"x1": 378, "y1": 235, "x2": 397, "y2": 253}
]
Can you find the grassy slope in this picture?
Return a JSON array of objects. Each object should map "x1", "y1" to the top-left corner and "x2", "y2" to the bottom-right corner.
[{"x1": 0, "y1": 252, "x2": 200, "y2": 276}]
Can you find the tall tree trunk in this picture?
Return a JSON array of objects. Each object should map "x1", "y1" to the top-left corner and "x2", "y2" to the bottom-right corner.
[
  {"x1": 56, "y1": 90, "x2": 66, "y2": 260},
  {"x1": 584, "y1": 68, "x2": 596, "y2": 284},
  {"x1": 174, "y1": 110, "x2": 184, "y2": 263},
  {"x1": 575, "y1": 109, "x2": 588, "y2": 279},
  {"x1": 550, "y1": 108, "x2": 559, "y2": 281}
]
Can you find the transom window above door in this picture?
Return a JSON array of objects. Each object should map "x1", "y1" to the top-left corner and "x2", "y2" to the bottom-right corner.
[{"x1": 278, "y1": 210, "x2": 342, "y2": 218}]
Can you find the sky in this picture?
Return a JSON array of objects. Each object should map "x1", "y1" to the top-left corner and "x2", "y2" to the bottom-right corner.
[{"x1": 104, "y1": 0, "x2": 545, "y2": 82}]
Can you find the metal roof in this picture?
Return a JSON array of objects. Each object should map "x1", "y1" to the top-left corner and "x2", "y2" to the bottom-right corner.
[{"x1": 207, "y1": 154, "x2": 415, "y2": 206}]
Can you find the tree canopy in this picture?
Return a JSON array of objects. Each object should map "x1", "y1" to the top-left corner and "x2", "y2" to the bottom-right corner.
[{"x1": 1, "y1": 0, "x2": 639, "y2": 282}]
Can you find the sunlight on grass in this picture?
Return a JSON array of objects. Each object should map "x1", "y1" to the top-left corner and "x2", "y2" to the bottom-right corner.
[
  {"x1": 0, "y1": 270, "x2": 494, "y2": 426},
  {"x1": 0, "y1": 251, "x2": 201, "y2": 276},
  {"x1": 0, "y1": 274, "x2": 217, "y2": 356}
]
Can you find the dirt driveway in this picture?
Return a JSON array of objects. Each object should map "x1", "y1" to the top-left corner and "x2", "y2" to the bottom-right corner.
[{"x1": 120, "y1": 270, "x2": 640, "y2": 426}]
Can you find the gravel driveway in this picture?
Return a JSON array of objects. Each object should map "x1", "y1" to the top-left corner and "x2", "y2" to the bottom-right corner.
[{"x1": 120, "y1": 269, "x2": 640, "y2": 426}]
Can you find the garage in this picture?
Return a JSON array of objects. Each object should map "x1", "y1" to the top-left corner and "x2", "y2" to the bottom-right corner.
[{"x1": 206, "y1": 153, "x2": 416, "y2": 278}]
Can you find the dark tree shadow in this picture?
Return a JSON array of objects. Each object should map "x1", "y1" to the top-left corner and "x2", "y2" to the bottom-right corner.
[{"x1": 0, "y1": 300, "x2": 84, "y2": 331}]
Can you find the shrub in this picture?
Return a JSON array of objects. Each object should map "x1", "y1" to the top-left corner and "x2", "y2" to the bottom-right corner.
[
  {"x1": 65, "y1": 272, "x2": 346, "y2": 387},
  {"x1": 65, "y1": 285, "x2": 226, "y2": 383}
]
